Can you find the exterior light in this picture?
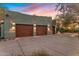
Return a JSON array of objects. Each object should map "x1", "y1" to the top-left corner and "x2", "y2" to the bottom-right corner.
[
  {"x1": 52, "y1": 17, "x2": 55, "y2": 20},
  {"x1": 34, "y1": 27, "x2": 36, "y2": 33},
  {"x1": 75, "y1": 25, "x2": 79, "y2": 29},
  {"x1": 9, "y1": 21, "x2": 16, "y2": 32},
  {"x1": 10, "y1": 21, "x2": 15, "y2": 24},
  {"x1": 12, "y1": 22, "x2": 16, "y2": 26},
  {"x1": 67, "y1": 27, "x2": 71, "y2": 30},
  {"x1": 47, "y1": 24, "x2": 50, "y2": 27},
  {"x1": 33, "y1": 24, "x2": 36, "y2": 33},
  {"x1": 12, "y1": 26, "x2": 15, "y2": 30},
  {"x1": 0, "y1": 20, "x2": 4, "y2": 24},
  {"x1": 9, "y1": 26, "x2": 16, "y2": 32},
  {"x1": 47, "y1": 24, "x2": 50, "y2": 32},
  {"x1": 34, "y1": 24, "x2": 36, "y2": 27},
  {"x1": 56, "y1": 16, "x2": 59, "y2": 19},
  {"x1": 10, "y1": 21, "x2": 16, "y2": 27},
  {"x1": 0, "y1": 17, "x2": 4, "y2": 24},
  {"x1": 48, "y1": 28, "x2": 50, "y2": 32}
]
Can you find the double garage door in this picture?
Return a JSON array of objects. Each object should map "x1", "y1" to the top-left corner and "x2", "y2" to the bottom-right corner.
[{"x1": 16, "y1": 24, "x2": 47, "y2": 37}]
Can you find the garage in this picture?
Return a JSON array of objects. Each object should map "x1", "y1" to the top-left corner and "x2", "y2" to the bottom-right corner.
[
  {"x1": 36, "y1": 25, "x2": 47, "y2": 35},
  {"x1": 16, "y1": 24, "x2": 33, "y2": 37}
]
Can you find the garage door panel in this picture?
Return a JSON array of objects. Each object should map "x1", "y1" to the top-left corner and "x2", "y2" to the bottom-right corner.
[
  {"x1": 36, "y1": 25, "x2": 47, "y2": 35},
  {"x1": 16, "y1": 24, "x2": 33, "y2": 37}
]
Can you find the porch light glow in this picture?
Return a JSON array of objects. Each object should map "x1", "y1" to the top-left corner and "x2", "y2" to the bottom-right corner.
[
  {"x1": 52, "y1": 17, "x2": 54, "y2": 20},
  {"x1": 48, "y1": 28, "x2": 50, "y2": 31},
  {"x1": 33, "y1": 24, "x2": 36, "y2": 33},
  {"x1": 0, "y1": 20, "x2": 4, "y2": 24},
  {"x1": 12, "y1": 27, "x2": 15, "y2": 30},
  {"x1": 10, "y1": 20, "x2": 16, "y2": 25},
  {"x1": 12, "y1": 22, "x2": 16, "y2": 25},
  {"x1": 75, "y1": 24, "x2": 79, "y2": 29},
  {"x1": 0, "y1": 17, "x2": 4, "y2": 24},
  {"x1": 47, "y1": 24, "x2": 50, "y2": 32},
  {"x1": 34, "y1": 27, "x2": 36, "y2": 32},
  {"x1": 34, "y1": 27, "x2": 36, "y2": 30},
  {"x1": 34, "y1": 24, "x2": 36, "y2": 27},
  {"x1": 67, "y1": 27, "x2": 71, "y2": 30},
  {"x1": 9, "y1": 26, "x2": 15, "y2": 32}
]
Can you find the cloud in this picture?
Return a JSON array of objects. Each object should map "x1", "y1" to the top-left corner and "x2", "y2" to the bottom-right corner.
[{"x1": 6, "y1": 3, "x2": 57, "y2": 17}]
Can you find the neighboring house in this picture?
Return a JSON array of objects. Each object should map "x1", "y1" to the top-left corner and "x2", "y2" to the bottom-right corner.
[{"x1": 0, "y1": 11, "x2": 55, "y2": 39}]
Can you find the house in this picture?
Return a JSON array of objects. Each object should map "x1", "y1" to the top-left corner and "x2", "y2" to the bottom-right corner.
[{"x1": 0, "y1": 11, "x2": 56, "y2": 39}]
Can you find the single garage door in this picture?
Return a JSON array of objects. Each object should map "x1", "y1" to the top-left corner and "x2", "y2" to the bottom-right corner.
[
  {"x1": 16, "y1": 24, "x2": 33, "y2": 37},
  {"x1": 36, "y1": 25, "x2": 47, "y2": 35}
]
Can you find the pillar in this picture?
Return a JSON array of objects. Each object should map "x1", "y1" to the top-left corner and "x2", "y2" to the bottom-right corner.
[{"x1": 33, "y1": 24, "x2": 36, "y2": 36}]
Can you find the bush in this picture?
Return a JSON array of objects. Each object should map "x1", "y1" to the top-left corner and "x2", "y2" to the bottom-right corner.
[{"x1": 31, "y1": 49, "x2": 49, "y2": 56}]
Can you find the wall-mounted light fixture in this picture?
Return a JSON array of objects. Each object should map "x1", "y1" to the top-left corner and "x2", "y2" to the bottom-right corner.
[
  {"x1": 33, "y1": 24, "x2": 36, "y2": 33},
  {"x1": 9, "y1": 21, "x2": 16, "y2": 32},
  {"x1": 67, "y1": 26, "x2": 71, "y2": 30},
  {"x1": 9, "y1": 26, "x2": 15, "y2": 32},
  {"x1": 34, "y1": 24, "x2": 36, "y2": 27},
  {"x1": 75, "y1": 24, "x2": 79, "y2": 29},
  {"x1": 12, "y1": 22, "x2": 15, "y2": 26},
  {"x1": 0, "y1": 20, "x2": 4, "y2": 24},
  {"x1": 0, "y1": 17, "x2": 4, "y2": 24},
  {"x1": 47, "y1": 24, "x2": 50, "y2": 33}
]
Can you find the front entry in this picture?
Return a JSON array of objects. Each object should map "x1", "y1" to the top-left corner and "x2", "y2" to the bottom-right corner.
[{"x1": 16, "y1": 24, "x2": 33, "y2": 37}]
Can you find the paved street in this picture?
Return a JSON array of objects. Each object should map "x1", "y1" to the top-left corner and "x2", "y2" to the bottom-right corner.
[{"x1": 0, "y1": 33, "x2": 79, "y2": 56}]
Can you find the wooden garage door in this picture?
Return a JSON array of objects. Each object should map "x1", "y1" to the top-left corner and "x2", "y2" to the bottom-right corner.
[
  {"x1": 16, "y1": 24, "x2": 33, "y2": 37},
  {"x1": 36, "y1": 25, "x2": 47, "y2": 35}
]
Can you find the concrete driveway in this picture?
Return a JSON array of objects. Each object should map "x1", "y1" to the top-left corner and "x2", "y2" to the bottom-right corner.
[{"x1": 0, "y1": 33, "x2": 79, "y2": 56}]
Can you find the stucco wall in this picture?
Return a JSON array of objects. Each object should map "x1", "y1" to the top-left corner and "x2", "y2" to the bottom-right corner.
[{"x1": 3, "y1": 11, "x2": 53, "y2": 39}]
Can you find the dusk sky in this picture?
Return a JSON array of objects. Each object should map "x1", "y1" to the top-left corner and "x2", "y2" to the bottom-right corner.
[{"x1": 1, "y1": 3, "x2": 58, "y2": 18}]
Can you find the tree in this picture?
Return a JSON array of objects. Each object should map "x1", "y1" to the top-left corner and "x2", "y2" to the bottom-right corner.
[
  {"x1": 55, "y1": 3, "x2": 79, "y2": 32},
  {"x1": 55, "y1": 3, "x2": 79, "y2": 27},
  {"x1": 0, "y1": 4, "x2": 7, "y2": 24}
]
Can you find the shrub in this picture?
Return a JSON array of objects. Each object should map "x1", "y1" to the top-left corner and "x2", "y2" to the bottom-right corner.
[{"x1": 31, "y1": 49, "x2": 49, "y2": 56}]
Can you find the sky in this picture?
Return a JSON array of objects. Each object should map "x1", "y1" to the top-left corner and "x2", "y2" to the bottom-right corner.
[{"x1": 0, "y1": 3, "x2": 58, "y2": 18}]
